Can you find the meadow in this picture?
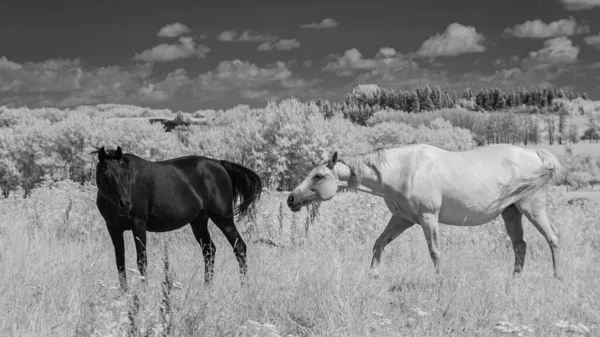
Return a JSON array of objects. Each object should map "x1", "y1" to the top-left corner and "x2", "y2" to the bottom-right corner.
[
  {"x1": 0, "y1": 180, "x2": 598, "y2": 337},
  {"x1": 2, "y1": 94, "x2": 600, "y2": 336}
]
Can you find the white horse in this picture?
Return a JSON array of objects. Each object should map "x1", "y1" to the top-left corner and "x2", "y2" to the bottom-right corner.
[{"x1": 287, "y1": 143, "x2": 562, "y2": 279}]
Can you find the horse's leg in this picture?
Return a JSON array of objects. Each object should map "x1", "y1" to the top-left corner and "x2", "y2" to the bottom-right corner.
[
  {"x1": 131, "y1": 219, "x2": 148, "y2": 282},
  {"x1": 190, "y1": 213, "x2": 216, "y2": 285},
  {"x1": 501, "y1": 204, "x2": 526, "y2": 276},
  {"x1": 518, "y1": 195, "x2": 561, "y2": 279},
  {"x1": 107, "y1": 226, "x2": 127, "y2": 291},
  {"x1": 418, "y1": 213, "x2": 442, "y2": 274},
  {"x1": 370, "y1": 216, "x2": 414, "y2": 274},
  {"x1": 208, "y1": 213, "x2": 247, "y2": 281}
]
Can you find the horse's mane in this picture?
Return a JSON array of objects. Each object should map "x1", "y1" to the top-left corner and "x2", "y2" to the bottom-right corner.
[
  {"x1": 90, "y1": 146, "x2": 121, "y2": 159},
  {"x1": 338, "y1": 147, "x2": 389, "y2": 185}
]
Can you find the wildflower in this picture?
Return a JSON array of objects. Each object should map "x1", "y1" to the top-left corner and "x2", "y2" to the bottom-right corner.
[
  {"x1": 494, "y1": 321, "x2": 534, "y2": 336},
  {"x1": 554, "y1": 320, "x2": 590, "y2": 335}
]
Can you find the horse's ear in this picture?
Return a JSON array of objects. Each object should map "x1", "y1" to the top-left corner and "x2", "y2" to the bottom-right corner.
[
  {"x1": 98, "y1": 147, "x2": 107, "y2": 162},
  {"x1": 331, "y1": 151, "x2": 338, "y2": 165},
  {"x1": 115, "y1": 146, "x2": 123, "y2": 160}
]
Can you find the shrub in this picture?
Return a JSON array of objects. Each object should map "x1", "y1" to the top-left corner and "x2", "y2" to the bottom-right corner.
[
  {"x1": 367, "y1": 118, "x2": 475, "y2": 151},
  {"x1": 223, "y1": 98, "x2": 370, "y2": 190}
]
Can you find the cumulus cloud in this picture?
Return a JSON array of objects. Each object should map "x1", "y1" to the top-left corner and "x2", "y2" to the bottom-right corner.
[
  {"x1": 240, "y1": 89, "x2": 272, "y2": 100},
  {"x1": 299, "y1": 18, "x2": 339, "y2": 29},
  {"x1": 0, "y1": 53, "x2": 324, "y2": 107},
  {"x1": 493, "y1": 55, "x2": 521, "y2": 68},
  {"x1": 133, "y1": 37, "x2": 211, "y2": 62},
  {"x1": 560, "y1": 0, "x2": 600, "y2": 10},
  {"x1": 416, "y1": 23, "x2": 486, "y2": 57},
  {"x1": 523, "y1": 37, "x2": 579, "y2": 69},
  {"x1": 217, "y1": 30, "x2": 237, "y2": 41},
  {"x1": 584, "y1": 33, "x2": 600, "y2": 48},
  {"x1": 190, "y1": 60, "x2": 292, "y2": 101},
  {"x1": 217, "y1": 30, "x2": 277, "y2": 42},
  {"x1": 0, "y1": 56, "x2": 23, "y2": 70},
  {"x1": 157, "y1": 22, "x2": 191, "y2": 38},
  {"x1": 138, "y1": 68, "x2": 190, "y2": 102},
  {"x1": 503, "y1": 17, "x2": 589, "y2": 38},
  {"x1": 0, "y1": 58, "x2": 153, "y2": 106},
  {"x1": 323, "y1": 47, "x2": 411, "y2": 76},
  {"x1": 257, "y1": 38, "x2": 301, "y2": 51}
]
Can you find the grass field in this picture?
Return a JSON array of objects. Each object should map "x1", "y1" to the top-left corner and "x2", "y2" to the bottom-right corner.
[
  {"x1": 526, "y1": 142, "x2": 600, "y2": 158},
  {"x1": 0, "y1": 182, "x2": 598, "y2": 336}
]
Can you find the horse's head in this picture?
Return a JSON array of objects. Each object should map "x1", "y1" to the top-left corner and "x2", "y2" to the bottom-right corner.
[
  {"x1": 287, "y1": 151, "x2": 350, "y2": 212},
  {"x1": 94, "y1": 146, "x2": 134, "y2": 216}
]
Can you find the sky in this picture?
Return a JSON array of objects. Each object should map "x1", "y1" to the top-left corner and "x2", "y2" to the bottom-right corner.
[{"x1": 0, "y1": 0, "x2": 599, "y2": 111}]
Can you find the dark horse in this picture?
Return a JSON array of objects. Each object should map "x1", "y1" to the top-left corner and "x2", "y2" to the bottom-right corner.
[{"x1": 93, "y1": 146, "x2": 262, "y2": 291}]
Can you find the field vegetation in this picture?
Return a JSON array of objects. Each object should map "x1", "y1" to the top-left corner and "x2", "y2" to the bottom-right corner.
[{"x1": 1, "y1": 84, "x2": 600, "y2": 336}]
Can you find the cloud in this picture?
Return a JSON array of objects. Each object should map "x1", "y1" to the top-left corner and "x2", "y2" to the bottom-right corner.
[
  {"x1": 323, "y1": 47, "x2": 411, "y2": 76},
  {"x1": 138, "y1": 68, "x2": 190, "y2": 102},
  {"x1": 217, "y1": 30, "x2": 237, "y2": 41},
  {"x1": 299, "y1": 18, "x2": 339, "y2": 29},
  {"x1": 190, "y1": 59, "x2": 292, "y2": 101},
  {"x1": 240, "y1": 89, "x2": 272, "y2": 100},
  {"x1": 584, "y1": 33, "x2": 600, "y2": 48},
  {"x1": 157, "y1": 22, "x2": 191, "y2": 38},
  {"x1": 415, "y1": 23, "x2": 486, "y2": 57},
  {"x1": 0, "y1": 56, "x2": 23, "y2": 70},
  {"x1": 280, "y1": 78, "x2": 322, "y2": 88},
  {"x1": 503, "y1": 17, "x2": 589, "y2": 38},
  {"x1": 133, "y1": 37, "x2": 211, "y2": 62},
  {"x1": 0, "y1": 53, "x2": 324, "y2": 107},
  {"x1": 560, "y1": 0, "x2": 600, "y2": 10},
  {"x1": 493, "y1": 55, "x2": 521, "y2": 68},
  {"x1": 257, "y1": 38, "x2": 301, "y2": 51},
  {"x1": 523, "y1": 37, "x2": 579, "y2": 69},
  {"x1": 0, "y1": 58, "x2": 153, "y2": 107},
  {"x1": 217, "y1": 30, "x2": 277, "y2": 42}
]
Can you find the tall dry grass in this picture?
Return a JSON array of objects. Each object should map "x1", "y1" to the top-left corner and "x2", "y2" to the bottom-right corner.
[{"x1": 0, "y1": 181, "x2": 598, "y2": 336}]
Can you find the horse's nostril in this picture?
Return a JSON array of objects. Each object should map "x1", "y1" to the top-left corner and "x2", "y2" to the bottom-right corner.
[
  {"x1": 118, "y1": 199, "x2": 128, "y2": 209},
  {"x1": 287, "y1": 195, "x2": 294, "y2": 205}
]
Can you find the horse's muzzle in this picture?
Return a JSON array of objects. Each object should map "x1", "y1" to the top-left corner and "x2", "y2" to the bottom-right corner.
[
  {"x1": 287, "y1": 194, "x2": 302, "y2": 212},
  {"x1": 117, "y1": 198, "x2": 132, "y2": 215}
]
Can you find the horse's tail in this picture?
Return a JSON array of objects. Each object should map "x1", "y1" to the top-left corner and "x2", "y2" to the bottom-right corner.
[
  {"x1": 220, "y1": 160, "x2": 263, "y2": 221},
  {"x1": 492, "y1": 148, "x2": 562, "y2": 210}
]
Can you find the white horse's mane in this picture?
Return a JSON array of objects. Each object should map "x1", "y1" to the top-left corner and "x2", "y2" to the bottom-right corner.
[{"x1": 339, "y1": 147, "x2": 389, "y2": 184}]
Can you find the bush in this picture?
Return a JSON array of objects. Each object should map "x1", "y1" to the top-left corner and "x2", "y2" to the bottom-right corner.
[
  {"x1": 222, "y1": 98, "x2": 371, "y2": 190},
  {"x1": 367, "y1": 118, "x2": 475, "y2": 151}
]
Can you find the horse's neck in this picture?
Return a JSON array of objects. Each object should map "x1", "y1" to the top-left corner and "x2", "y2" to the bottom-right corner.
[{"x1": 336, "y1": 162, "x2": 387, "y2": 198}]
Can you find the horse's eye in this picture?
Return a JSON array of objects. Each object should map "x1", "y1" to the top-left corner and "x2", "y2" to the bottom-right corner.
[{"x1": 315, "y1": 174, "x2": 324, "y2": 180}]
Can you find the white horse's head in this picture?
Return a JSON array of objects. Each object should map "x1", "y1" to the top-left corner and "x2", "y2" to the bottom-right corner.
[{"x1": 287, "y1": 151, "x2": 350, "y2": 212}]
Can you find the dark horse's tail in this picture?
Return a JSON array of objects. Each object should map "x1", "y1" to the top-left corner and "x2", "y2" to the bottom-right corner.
[{"x1": 220, "y1": 160, "x2": 263, "y2": 221}]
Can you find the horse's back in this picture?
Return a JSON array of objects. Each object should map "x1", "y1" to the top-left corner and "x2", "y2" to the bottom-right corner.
[
  {"x1": 386, "y1": 144, "x2": 549, "y2": 226},
  {"x1": 140, "y1": 156, "x2": 234, "y2": 228}
]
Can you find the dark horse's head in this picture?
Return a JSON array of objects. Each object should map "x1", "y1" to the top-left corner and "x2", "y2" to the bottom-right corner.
[{"x1": 92, "y1": 146, "x2": 134, "y2": 216}]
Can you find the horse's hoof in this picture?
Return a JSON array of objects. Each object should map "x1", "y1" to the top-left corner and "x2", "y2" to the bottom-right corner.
[{"x1": 367, "y1": 268, "x2": 381, "y2": 279}]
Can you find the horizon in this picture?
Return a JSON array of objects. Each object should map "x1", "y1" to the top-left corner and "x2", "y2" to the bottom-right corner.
[{"x1": 1, "y1": 0, "x2": 599, "y2": 111}]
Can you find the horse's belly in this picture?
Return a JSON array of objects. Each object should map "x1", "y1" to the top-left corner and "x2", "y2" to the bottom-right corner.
[
  {"x1": 146, "y1": 204, "x2": 200, "y2": 232},
  {"x1": 438, "y1": 199, "x2": 502, "y2": 226},
  {"x1": 146, "y1": 215, "x2": 191, "y2": 232}
]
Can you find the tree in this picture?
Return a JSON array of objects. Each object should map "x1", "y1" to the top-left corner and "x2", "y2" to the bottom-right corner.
[
  {"x1": 407, "y1": 91, "x2": 420, "y2": 113},
  {"x1": 557, "y1": 103, "x2": 570, "y2": 145},
  {"x1": 416, "y1": 86, "x2": 434, "y2": 111},
  {"x1": 494, "y1": 94, "x2": 507, "y2": 111},
  {"x1": 431, "y1": 86, "x2": 442, "y2": 110},
  {"x1": 545, "y1": 114, "x2": 556, "y2": 145},
  {"x1": 507, "y1": 92, "x2": 518, "y2": 108},
  {"x1": 463, "y1": 88, "x2": 473, "y2": 101}
]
